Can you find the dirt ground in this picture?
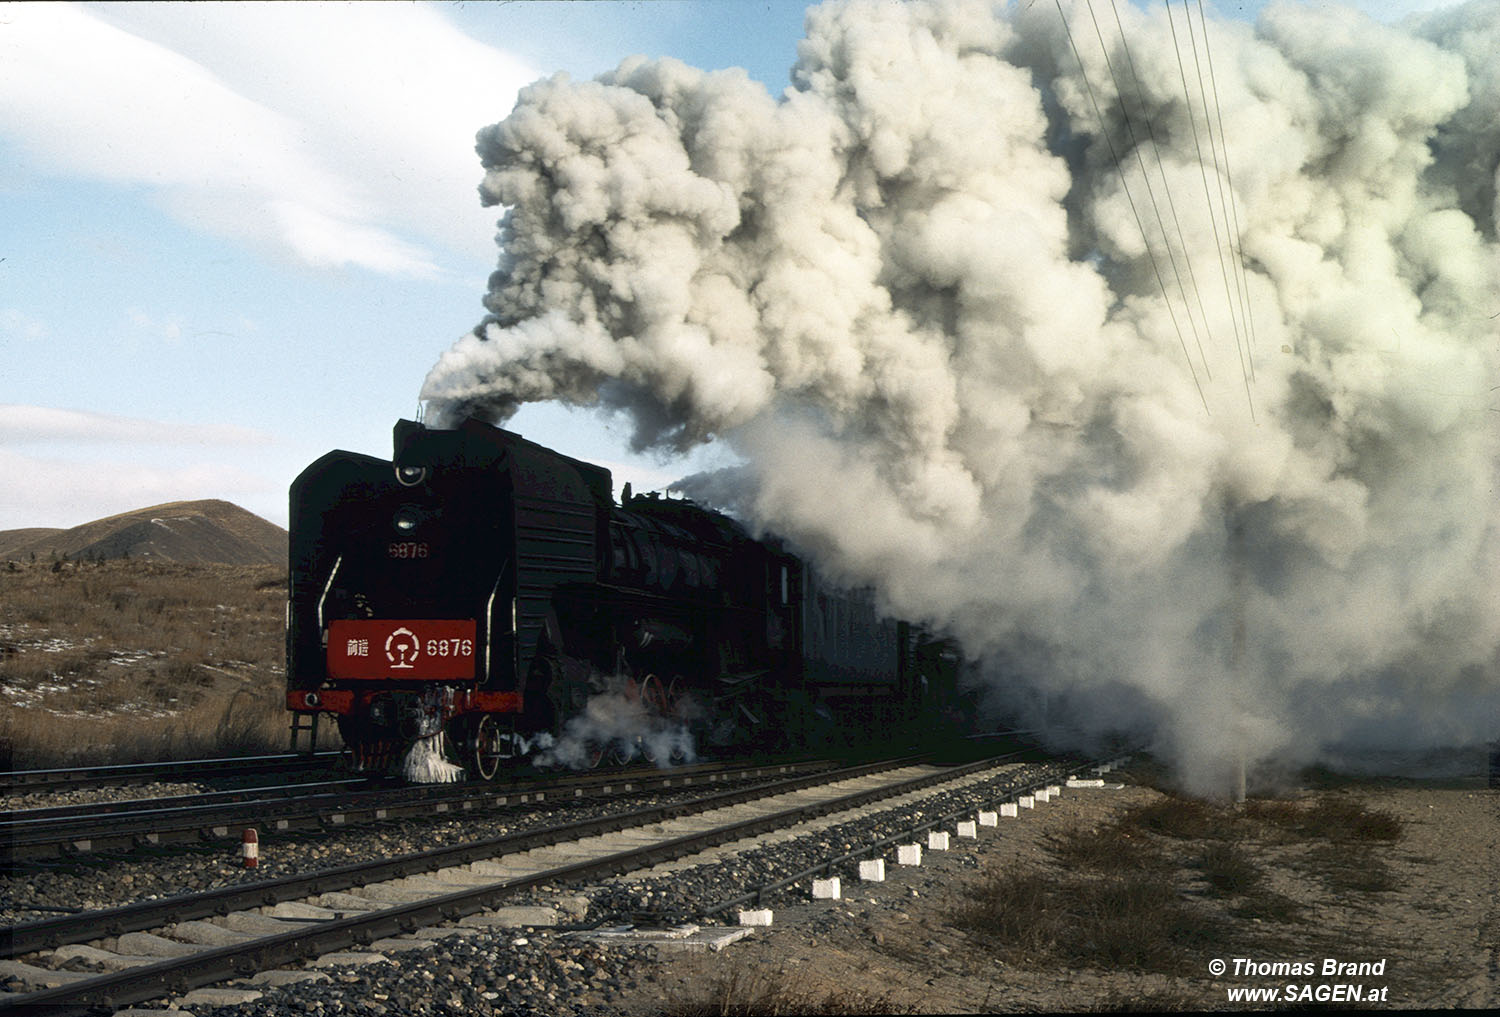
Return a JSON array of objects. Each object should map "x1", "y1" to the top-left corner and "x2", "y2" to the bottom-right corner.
[{"x1": 623, "y1": 770, "x2": 1497, "y2": 1013}]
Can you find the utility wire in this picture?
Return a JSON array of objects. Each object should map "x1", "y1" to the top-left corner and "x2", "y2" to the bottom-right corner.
[
  {"x1": 1104, "y1": 0, "x2": 1218, "y2": 381},
  {"x1": 1056, "y1": 0, "x2": 1210, "y2": 416},
  {"x1": 1085, "y1": 0, "x2": 1212, "y2": 382},
  {"x1": 1197, "y1": 0, "x2": 1259, "y2": 380},
  {"x1": 1169, "y1": 0, "x2": 1254, "y2": 419},
  {"x1": 1104, "y1": 0, "x2": 1218, "y2": 378},
  {"x1": 1183, "y1": 2, "x2": 1251, "y2": 378}
]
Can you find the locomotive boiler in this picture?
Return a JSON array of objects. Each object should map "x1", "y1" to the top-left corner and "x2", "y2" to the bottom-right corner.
[{"x1": 286, "y1": 417, "x2": 954, "y2": 780}]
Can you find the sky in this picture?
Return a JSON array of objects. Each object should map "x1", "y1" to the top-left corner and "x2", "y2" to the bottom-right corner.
[{"x1": 0, "y1": 0, "x2": 1464, "y2": 533}]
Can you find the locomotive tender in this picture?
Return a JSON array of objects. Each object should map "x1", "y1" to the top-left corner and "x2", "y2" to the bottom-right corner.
[{"x1": 287, "y1": 417, "x2": 953, "y2": 780}]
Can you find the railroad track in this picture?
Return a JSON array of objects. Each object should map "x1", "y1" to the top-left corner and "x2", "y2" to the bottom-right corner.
[
  {"x1": 0, "y1": 752, "x2": 347, "y2": 797},
  {"x1": 1, "y1": 778, "x2": 374, "y2": 862},
  {"x1": 0, "y1": 757, "x2": 839, "y2": 865},
  {"x1": 0, "y1": 751, "x2": 1111, "y2": 1015}
]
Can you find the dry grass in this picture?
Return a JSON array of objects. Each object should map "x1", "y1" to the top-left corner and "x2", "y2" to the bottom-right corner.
[
  {"x1": 1120, "y1": 796, "x2": 1237, "y2": 840},
  {"x1": 1300, "y1": 842, "x2": 1400, "y2": 895},
  {"x1": 1046, "y1": 823, "x2": 1171, "y2": 872},
  {"x1": 1194, "y1": 840, "x2": 1263, "y2": 895},
  {"x1": 661, "y1": 963, "x2": 919, "y2": 1016},
  {"x1": 1246, "y1": 794, "x2": 1405, "y2": 842},
  {"x1": 1240, "y1": 794, "x2": 1405, "y2": 897},
  {"x1": 959, "y1": 784, "x2": 1408, "y2": 979},
  {"x1": 1083, "y1": 988, "x2": 1203, "y2": 1012},
  {"x1": 0, "y1": 559, "x2": 311, "y2": 767},
  {"x1": 959, "y1": 866, "x2": 1226, "y2": 974}
]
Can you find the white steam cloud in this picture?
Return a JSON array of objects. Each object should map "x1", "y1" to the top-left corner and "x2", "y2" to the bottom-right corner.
[
  {"x1": 532, "y1": 690, "x2": 699, "y2": 771},
  {"x1": 423, "y1": 0, "x2": 1500, "y2": 793}
]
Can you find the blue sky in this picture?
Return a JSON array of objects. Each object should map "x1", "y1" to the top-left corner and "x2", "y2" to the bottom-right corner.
[{"x1": 0, "y1": 0, "x2": 1455, "y2": 531}]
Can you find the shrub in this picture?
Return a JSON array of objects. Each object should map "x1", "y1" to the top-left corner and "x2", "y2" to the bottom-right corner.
[
  {"x1": 1195, "y1": 841, "x2": 1262, "y2": 896},
  {"x1": 1047, "y1": 823, "x2": 1171, "y2": 872},
  {"x1": 1301, "y1": 844, "x2": 1398, "y2": 894},
  {"x1": 960, "y1": 867, "x2": 1222, "y2": 973},
  {"x1": 1085, "y1": 987, "x2": 1201, "y2": 1012},
  {"x1": 1301, "y1": 797, "x2": 1405, "y2": 841},
  {"x1": 1245, "y1": 795, "x2": 1404, "y2": 842},
  {"x1": 1121, "y1": 797, "x2": 1236, "y2": 840},
  {"x1": 1, "y1": 561, "x2": 295, "y2": 767},
  {"x1": 662, "y1": 963, "x2": 918, "y2": 1016}
]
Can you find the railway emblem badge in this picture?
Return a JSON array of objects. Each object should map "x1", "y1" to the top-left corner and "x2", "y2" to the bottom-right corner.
[{"x1": 385, "y1": 627, "x2": 420, "y2": 669}]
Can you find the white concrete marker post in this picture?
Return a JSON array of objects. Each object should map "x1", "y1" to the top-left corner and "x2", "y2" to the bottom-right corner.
[
  {"x1": 1000, "y1": 802, "x2": 1019, "y2": 818},
  {"x1": 738, "y1": 910, "x2": 773, "y2": 927},
  {"x1": 1019, "y1": 795, "x2": 1035, "y2": 809},
  {"x1": 978, "y1": 811, "x2": 998, "y2": 827},
  {"x1": 927, "y1": 831, "x2": 950, "y2": 851},
  {"x1": 897, "y1": 844, "x2": 922, "y2": 866},
  {"x1": 859, "y1": 859, "x2": 886, "y2": 882},
  {"x1": 812, "y1": 877, "x2": 841, "y2": 900},
  {"x1": 957, "y1": 821, "x2": 978, "y2": 839}
]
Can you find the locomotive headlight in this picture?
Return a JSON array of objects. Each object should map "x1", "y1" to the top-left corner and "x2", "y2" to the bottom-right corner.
[
  {"x1": 393, "y1": 506, "x2": 422, "y2": 533},
  {"x1": 395, "y1": 464, "x2": 427, "y2": 487}
]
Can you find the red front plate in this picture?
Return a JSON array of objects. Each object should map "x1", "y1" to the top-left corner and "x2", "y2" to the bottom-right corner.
[{"x1": 327, "y1": 619, "x2": 477, "y2": 679}]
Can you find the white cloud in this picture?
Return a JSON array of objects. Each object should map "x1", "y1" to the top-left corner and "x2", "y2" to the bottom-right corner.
[
  {"x1": 0, "y1": 405, "x2": 273, "y2": 447},
  {"x1": 0, "y1": 2, "x2": 537, "y2": 277},
  {"x1": 1358, "y1": 0, "x2": 1466, "y2": 22},
  {"x1": 124, "y1": 307, "x2": 184, "y2": 344},
  {"x1": 1, "y1": 308, "x2": 47, "y2": 343},
  {"x1": 0, "y1": 446, "x2": 281, "y2": 532},
  {"x1": 0, "y1": 406, "x2": 293, "y2": 530}
]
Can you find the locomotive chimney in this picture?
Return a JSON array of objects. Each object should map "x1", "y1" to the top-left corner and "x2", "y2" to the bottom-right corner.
[{"x1": 393, "y1": 418, "x2": 432, "y2": 467}]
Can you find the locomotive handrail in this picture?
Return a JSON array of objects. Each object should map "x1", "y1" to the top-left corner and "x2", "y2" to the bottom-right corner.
[
  {"x1": 315, "y1": 554, "x2": 343, "y2": 635},
  {"x1": 482, "y1": 561, "x2": 513, "y2": 682}
]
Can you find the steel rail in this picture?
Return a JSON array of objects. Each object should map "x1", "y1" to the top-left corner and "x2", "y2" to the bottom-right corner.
[
  {"x1": 0, "y1": 753, "x2": 345, "y2": 796},
  {"x1": 0, "y1": 753, "x2": 1014, "y2": 1015},
  {"x1": 2, "y1": 757, "x2": 837, "y2": 863},
  {"x1": 1, "y1": 756, "x2": 891, "y2": 956},
  {"x1": 3, "y1": 778, "x2": 371, "y2": 825},
  {"x1": 702, "y1": 758, "x2": 1081, "y2": 917}
]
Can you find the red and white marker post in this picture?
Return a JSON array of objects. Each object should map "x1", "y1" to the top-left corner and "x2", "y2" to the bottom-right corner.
[{"x1": 241, "y1": 828, "x2": 259, "y2": 868}]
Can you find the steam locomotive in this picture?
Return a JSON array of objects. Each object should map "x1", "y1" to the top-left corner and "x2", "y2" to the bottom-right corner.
[{"x1": 286, "y1": 417, "x2": 958, "y2": 781}]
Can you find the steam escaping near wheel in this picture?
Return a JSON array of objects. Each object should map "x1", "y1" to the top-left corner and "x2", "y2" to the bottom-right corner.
[
  {"x1": 533, "y1": 688, "x2": 699, "y2": 771},
  {"x1": 403, "y1": 731, "x2": 467, "y2": 784},
  {"x1": 422, "y1": 0, "x2": 1500, "y2": 794}
]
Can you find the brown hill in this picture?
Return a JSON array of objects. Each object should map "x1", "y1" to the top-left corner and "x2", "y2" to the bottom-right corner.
[
  {"x1": 0, "y1": 528, "x2": 64, "y2": 559},
  {"x1": 0, "y1": 500, "x2": 286, "y2": 566}
]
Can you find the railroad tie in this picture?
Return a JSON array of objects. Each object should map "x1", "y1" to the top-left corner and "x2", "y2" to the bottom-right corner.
[{"x1": 0, "y1": 960, "x2": 97, "y2": 990}]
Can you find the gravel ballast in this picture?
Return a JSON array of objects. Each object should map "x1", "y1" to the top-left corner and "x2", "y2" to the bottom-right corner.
[{"x1": 10, "y1": 759, "x2": 1078, "y2": 1013}]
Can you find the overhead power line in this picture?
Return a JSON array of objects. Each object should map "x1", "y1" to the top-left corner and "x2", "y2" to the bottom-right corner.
[
  {"x1": 1169, "y1": 0, "x2": 1255, "y2": 419},
  {"x1": 1054, "y1": 0, "x2": 1211, "y2": 416},
  {"x1": 1105, "y1": 0, "x2": 1219, "y2": 382},
  {"x1": 1195, "y1": 0, "x2": 1259, "y2": 379}
]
